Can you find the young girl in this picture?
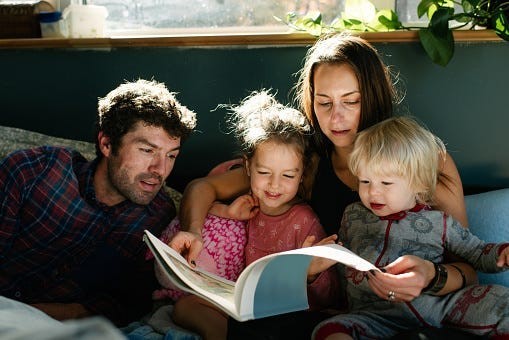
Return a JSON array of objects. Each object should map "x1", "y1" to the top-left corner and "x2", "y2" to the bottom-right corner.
[
  {"x1": 151, "y1": 90, "x2": 339, "y2": 340},
  {"x1": 313, "y1": 116, "x2": 509, "y2": 340}
]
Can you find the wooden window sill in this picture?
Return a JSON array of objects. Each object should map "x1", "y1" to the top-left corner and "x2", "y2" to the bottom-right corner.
[{"x1": 0, "y1": 30, "x2": 502, "y2": 49}]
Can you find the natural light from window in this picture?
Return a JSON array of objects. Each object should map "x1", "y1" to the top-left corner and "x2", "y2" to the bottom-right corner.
[
  {"x1": 0, "y1": 0, "x2": 426, "y2": 37},
  {"x1": 55, "y1": 0, "x2": 422, "y2": 36}
]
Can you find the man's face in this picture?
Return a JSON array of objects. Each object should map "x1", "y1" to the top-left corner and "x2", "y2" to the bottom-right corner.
[{"x1": 103, "y1": 122, "x2": 181, "y2": 205}]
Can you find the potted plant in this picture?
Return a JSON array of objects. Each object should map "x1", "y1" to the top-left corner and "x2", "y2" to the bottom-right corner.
[{"x1": 278, "y1": 0, "x2": 509, "y2": 66}]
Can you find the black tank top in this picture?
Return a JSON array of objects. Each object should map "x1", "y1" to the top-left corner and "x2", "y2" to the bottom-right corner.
[{"x1": 310, "y1": 157, "x2": 359, "y2": 236}]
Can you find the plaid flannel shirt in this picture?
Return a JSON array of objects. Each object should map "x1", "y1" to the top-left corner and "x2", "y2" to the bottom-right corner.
[{"x1": 0, "y1": 146, "x2": 175, "y2": 325}]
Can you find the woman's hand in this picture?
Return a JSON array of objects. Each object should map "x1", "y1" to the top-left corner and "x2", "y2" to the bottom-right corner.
[
  {"x1": 168, "y1": 231, "x2": 204, "y2": 266},
  {"x1": 366, "y1": 255, "x2": 435, "y2": 302}
]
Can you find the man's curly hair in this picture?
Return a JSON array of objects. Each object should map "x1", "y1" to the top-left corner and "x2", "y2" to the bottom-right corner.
[{"x1": 95, "y1": 79, "x2": 197, "y2": 157}]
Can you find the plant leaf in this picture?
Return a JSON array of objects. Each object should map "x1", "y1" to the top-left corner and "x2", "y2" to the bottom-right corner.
[
  {"x1": 375, "y1": 9, "x2": 403, "y2": 30},
  {"x1": 461, "y1": 0, "x2": 473, "y2": 13},
  {"x1": 493, "y1": 10, "x2": 509, "y2": 41},
  {"x1": 418, "y1": 6, "x2": 455, "y2": 66},
  {"x1": 418, "y1": 0, "x2": 438, "y2": 18},
  {"x1": 429, "y1": 7, "x2": 453, "y2": 35},
  {"x1": 419, "y1": 28, "x2": 454, "y2": 66},
  {"x1": 452, "y1": 12, "x2": 473, "y2": 23},
  {"x1": 290, "y1": 11, "x2": 324, "y2": 36}
]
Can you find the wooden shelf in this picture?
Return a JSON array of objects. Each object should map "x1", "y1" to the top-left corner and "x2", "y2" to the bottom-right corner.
[{"x1": 0, "y1": 30, "x2": 502, "y2": 49}]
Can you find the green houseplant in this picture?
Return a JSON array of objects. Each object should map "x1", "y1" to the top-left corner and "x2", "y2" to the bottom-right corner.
[{"x1": 279, "y1": 0, "x2": 509, "y2": 66}]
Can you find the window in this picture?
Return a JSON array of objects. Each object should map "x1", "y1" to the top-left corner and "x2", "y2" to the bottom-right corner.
[
  {"x1": 71, "y1": 0, "x2": 347, "y2": 34},
  {"x1": 0, "y1": 0, "x2": 426, "y2": 36}
]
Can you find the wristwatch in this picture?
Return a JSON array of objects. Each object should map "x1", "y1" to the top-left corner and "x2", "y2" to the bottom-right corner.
[{"x1": 423, "y1": 263, "x2": 448, "y2": 294}]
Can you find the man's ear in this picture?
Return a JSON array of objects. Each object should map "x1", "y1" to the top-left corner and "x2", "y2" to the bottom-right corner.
[{"x1": 97, "y1": 131, "x2": 112, "y2": 157}]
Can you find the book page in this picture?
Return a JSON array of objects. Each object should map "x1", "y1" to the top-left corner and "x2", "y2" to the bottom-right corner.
[
  {"x1": 144, "y1": 231, "x2": 237, "y2": 315},
  {"x1": 300, "y1": 243, "x2": 378, "y2": 272},
  {"x1": 234, "y1": 243, "x2": 377, "y2": 320}
]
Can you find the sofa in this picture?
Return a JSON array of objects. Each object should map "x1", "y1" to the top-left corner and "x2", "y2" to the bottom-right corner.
[{"x1": 1, "y1": 124, "x2": 508, "y2": 338}]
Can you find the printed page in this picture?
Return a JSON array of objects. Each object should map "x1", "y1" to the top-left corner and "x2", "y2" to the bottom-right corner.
[{"x1": 144, "y1": 231, "x2": 237, "y2": 316}]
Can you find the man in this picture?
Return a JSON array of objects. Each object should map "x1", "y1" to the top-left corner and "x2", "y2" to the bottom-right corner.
[{"x1": 0, "y1": 79, "x2": 197, "y2": 326}]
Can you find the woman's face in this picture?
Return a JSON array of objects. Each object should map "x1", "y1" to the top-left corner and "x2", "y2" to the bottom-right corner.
[{"x1": 313, "y1": 63, "x2": 361, "y2": 150}]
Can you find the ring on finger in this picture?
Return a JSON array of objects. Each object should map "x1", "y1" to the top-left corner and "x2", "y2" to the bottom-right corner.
[{"x1": 387, "y1": 290, "x2": 396, "y2": 301}]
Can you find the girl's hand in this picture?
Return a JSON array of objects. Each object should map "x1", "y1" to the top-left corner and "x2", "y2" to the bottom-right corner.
[
  {"x1": 497, "y1": 244, "x2": 509, "y2": 267},
  {"x1": 168, "y1": 231, "x2": 203, "y2": 266},
  {"x1": 366, "y1": 255, "x2": 434, "y2": 302},
  {"x1": 304, "y1": 234, "x2": 340, "y2": 279},
  {"x1": 226, "y1": 194, "x2": 259, "y2": 220}
]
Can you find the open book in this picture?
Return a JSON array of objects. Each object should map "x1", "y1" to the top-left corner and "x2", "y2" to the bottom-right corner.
[{"x1": 143, "y1": 230, "x2": 377, "y2": 322}]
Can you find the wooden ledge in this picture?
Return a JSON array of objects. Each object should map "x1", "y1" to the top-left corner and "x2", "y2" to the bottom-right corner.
[{"x1": 0, "y1": 30, "x2": 502, "y2": 49}]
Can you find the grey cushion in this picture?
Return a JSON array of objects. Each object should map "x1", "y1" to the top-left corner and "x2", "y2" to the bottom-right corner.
[{"x1": 0, "y1": 125, "x2": 96, "y2": 161}]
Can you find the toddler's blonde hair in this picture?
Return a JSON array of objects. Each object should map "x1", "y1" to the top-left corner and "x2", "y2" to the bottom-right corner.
[{"x1": 349, "y1": 116, "x2": 446, "y2": 204}]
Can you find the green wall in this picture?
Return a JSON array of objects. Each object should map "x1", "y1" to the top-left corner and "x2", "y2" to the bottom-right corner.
[{"x1": 0, "y1": 41, "x2": 507, "y2": 192}]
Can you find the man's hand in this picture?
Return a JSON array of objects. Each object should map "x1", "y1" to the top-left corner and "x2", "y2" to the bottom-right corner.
[{"x1": 168, "y1": 230, "x2": 204, "y2": 266}]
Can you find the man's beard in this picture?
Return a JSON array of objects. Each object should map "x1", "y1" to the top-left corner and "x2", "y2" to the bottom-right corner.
[{"x1": 107, "y1": 163, "x2": 163, "y2": 205}]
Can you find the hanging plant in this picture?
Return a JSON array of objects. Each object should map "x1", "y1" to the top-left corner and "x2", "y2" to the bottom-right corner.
[{"x1": 276, "y1": 0, "x2": 509, "y2": 66}]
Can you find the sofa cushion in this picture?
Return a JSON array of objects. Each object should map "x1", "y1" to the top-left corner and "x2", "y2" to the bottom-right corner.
[
  {"x1": 465, "y1": 188, "x2": 509, "y2": 286},
  {"x1": 0, "y1": 125, "x2": 96, "y2": 161}
]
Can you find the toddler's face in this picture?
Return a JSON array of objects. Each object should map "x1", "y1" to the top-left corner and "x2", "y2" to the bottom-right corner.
[{"x1": 357, "y1": 163, "x2": 417, "y2": 217}]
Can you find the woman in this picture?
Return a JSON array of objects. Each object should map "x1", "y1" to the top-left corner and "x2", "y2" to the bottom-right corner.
[{"x1": 170, "y1": 33, "x2": 477, "y2": 339}]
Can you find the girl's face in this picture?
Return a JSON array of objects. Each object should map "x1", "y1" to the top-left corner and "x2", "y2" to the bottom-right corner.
[
  {"x1": 246, "y1": 140, "x2": 303, "y2": 216},
  {"x1": 313, "y1": 63, "x2": 361, "y2": 150},
  {"x1": 357, "y1": 162, "x2": 417, "y2": 217}
]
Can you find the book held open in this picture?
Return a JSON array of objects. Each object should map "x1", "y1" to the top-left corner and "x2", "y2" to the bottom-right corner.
[{"x1": 143, "y1": 230, "x2": 377, "y2": 321}]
